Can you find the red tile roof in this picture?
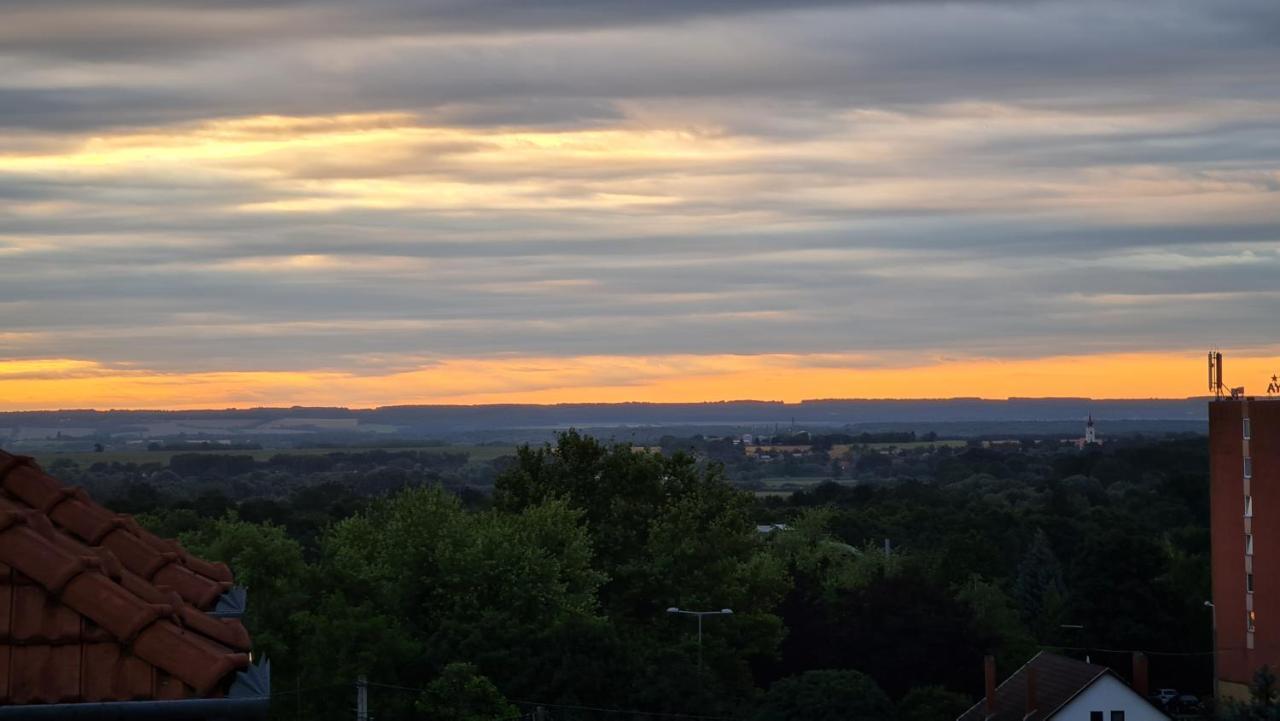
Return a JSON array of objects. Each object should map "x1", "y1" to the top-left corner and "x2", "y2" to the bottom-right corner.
[{"x1": 0, "y1": 451, "x2": 253, "y2": 705}]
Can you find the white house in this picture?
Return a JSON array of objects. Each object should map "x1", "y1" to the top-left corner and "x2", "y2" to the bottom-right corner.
[{"x1": 957, "y1": 651, "x2": 1170, "y2": 721}]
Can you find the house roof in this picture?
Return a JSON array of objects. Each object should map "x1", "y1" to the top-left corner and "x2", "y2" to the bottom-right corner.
[
  {"x1": 956, "y1": 652, "x2": 1134, "y2": 721},
  {"x1": 0, "y1": 451, "x2": 254, "y2": 706}
]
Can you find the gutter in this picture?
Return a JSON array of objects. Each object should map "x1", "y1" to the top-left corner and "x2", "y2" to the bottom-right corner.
[
  {"x1": 0, "y1": 657, "x2": 271, "y2": 720},
  {"x1": 0, "y1": 696, "x2": 269, "y2": 719}
]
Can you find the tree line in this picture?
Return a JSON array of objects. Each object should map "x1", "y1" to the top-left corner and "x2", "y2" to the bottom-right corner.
[{"x1": 94, "y1": 431, "x2": 1215, "y2": 720}]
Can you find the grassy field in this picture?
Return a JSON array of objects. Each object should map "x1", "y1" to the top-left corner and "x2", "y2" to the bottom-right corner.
[
  {"x1": 749, "y1": 477, "x2": 857, "y2": 497},
  {"x1": 31, "y1": 444, "x2": 519, "y2": 467},
  {"x1": 839, "y1": 440, "x2": 967, "y2": 452},
  {"x1": 748, "y1": 440, "x2": 967, "y2": 460},
  {"x1": 756, "y1": 476, "x2": 858, "y2": 489}
]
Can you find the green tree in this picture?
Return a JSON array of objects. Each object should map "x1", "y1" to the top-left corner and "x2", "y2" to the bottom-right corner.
[
  {"x1": 180, "y1": 516, "x2": 309, "y2": 665},
  {"x1": 310, "y1": 486, "x2": 604, "y2": 708},
  {"x1": 416, "y1": 662, "x2": 519, "y2": 721},
  {"x1": 1255, "y1": 666, "x2": 1279, "y2": 709},
  {"x1": 753, "y1": 670, "x2": 892, "y2": 721},
  {"x1": 1068, "y1": 526, "x2": 1176, "y2": 650},
  {"x1": 1013, "y1": 529, "x2": 1066, "y2": 637},
  {"x1": 898, "y1": 686, "x2": 973, "y2": 721},
  {"x1": 496, "y1": 432, "x2": 789, "y2": 712},
  {"x1": 956, "y1": 576, "x2": 1037, "y2": 674},
  {"x1": 788, "y1": 562, "x2": 992, "y2": 698},
  {"x1": 1222, "y1": 666, "x2": 1280, "y2": 721},
  {"x1": 178, "y1": 516, "x2": 323, "y2": 719}
]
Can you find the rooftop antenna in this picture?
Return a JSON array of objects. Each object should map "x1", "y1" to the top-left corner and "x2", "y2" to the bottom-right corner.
[{"x1": 1209, "y1": 351, "x2": 1224, "y2": 400}]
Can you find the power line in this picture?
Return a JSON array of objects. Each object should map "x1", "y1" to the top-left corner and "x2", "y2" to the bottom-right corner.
[
  {"x1": 1041, "y1": 641, "x2": 1280, "y2": 658},
  {"x1": 510, "y1": 699, "x2": 738, "y2": 721},
  {"x1": 1044, "y1": 644, "x2": 1216, "y2": 658},
  {"x1": 366, "y1": 683, "x2": 737, "y2": 721},
  {"x1": 270, "y1": 682, "x2": 353, "y2": 698}
]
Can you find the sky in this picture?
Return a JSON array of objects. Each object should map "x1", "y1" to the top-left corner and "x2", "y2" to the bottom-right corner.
[{"x1": 2, "y1": 0, "x2": 1279, "y2": 409}]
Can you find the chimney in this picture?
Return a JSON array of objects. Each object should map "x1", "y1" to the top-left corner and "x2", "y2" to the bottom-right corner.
[
  {"x1": 1026, "y1": 664, "x2": 1038, "y2": 716},
  {"x1": 1132, "y1": 652, "x2": 1149, "y2": 698},
  {"x1": 984, "y1": 655, "x2": 997, "y2": 716}
]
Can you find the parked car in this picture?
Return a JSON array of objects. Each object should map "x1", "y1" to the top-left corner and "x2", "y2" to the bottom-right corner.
[
  {"x1": 1153, "y1": 688, "x2": 1178, "y2": 706},
  {"x1": 1174, "y1": 694, "x2": 1202, "y2": 712}
]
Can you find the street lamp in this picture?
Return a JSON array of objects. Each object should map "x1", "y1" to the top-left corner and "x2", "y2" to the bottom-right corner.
[
  {"x1": 1205, "y1": 601, "x2": 1217, "y2": 701},
  {"x1": 1059, "y1": 625, "x2": 1087, "y2": 662},
  {"x1": 667, "y1": 607, "x2": 734, "y2": 672}
]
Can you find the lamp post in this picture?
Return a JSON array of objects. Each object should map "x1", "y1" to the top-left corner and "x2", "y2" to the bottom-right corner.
[
  {"x1": 1205, "y1": 601, "x2": 1217, "y2": 701},
  {"x1": 1059, "y1": 624, "x2": 1087, "y2": 663},
  {"x1": 667, "y1": 607, "x2": 734, "y2": 673}
]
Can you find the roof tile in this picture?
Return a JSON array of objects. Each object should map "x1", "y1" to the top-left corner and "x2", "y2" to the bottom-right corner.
[
  {"x1": 0, "y1": 582, "x2": 9, "y2": 640},
  {"x1": 11, "y1": 645, "x2": 80, "y2": 704},
  {"x1": 133, "y1": 623, "x2": 248, "y2": 695},
  {"x1": 48, "y1": 494, "x2": 118, "y2": 545},
  {"x1": 59, "y1": 573, "x2": 165, "y2": 643},
  {"x1": 0, "y1": 462, "x2": 62, "y2": 512},
  {"x1": 10, "y1": 585, "x2": 80, "y2": 644},
  {"x1": 81, "y1": 643, "x2": 156, "y2": 702},
  {"x1": 99, "y1": 527, "x2": 168, "y2": 578},
  {"x1": 0, "y1": 450, "x2": 255, "y2": 707},
  {"x1": 0, "y1": 523, "x2": 88, "y2": 593},
  {"x1": 152, "y1": 561, "x2": 231, "y2": 607},
  {"x1": 155, "y1": 670, "x2": 195, "y2": 701}
]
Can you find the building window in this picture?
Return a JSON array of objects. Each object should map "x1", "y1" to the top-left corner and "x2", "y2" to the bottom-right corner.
[
  {"x1": 1246, "y1": 496, "x2": 1254, "y2": 518},
  {"x1": 1245, "y1": 457, "x2": 1253, "y2": 479},
  {"x1": 1111, "y1": 712, "x2": 1125, "y2": 721},
  {"x1": 1245, "y1": 418, "x2": 1251, "y2": 439},
  {"x1": 1090, "y1": 713, "x2": 1103, "y2": 721},
  {"x1": 1249, "y1": 609, "x2": 1257, "y2": 631},
  {"x1": 1249, "y1": 573, "x2": 1255, "y2": 593},
  {"x1": 1247, "y1": 533, "x2": 1254, "y2": 555}
]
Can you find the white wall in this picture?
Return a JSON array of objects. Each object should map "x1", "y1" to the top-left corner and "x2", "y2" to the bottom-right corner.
[{"x1": 1053, "y1": 674, "x2": 1169, "y2": 721}]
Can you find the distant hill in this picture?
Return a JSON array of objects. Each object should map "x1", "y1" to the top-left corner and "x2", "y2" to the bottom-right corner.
[{"x1": 0, "y1": 398, "x2": 1211, "y2": 445}]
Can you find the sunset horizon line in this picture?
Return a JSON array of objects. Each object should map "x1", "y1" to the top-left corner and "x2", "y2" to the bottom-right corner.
[
  {"x1": 0, "y1": 395, "x2": 1231, "y2": 415},
  {"x1": 2, "y1": 349, "x2": 1274, "y2": 412}
]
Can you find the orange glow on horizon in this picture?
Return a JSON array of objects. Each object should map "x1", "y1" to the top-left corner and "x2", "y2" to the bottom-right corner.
[{"x1": 0, "y1": 350, "x2": 1276, "y2": 411}]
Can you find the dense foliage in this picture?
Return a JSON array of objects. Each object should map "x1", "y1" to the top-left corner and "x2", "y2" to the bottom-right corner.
[{"x1": 47, "y1": 431, "x2": 1214, "y2": 719}]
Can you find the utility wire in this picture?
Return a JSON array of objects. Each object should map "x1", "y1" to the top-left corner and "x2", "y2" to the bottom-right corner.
[
  {"x1": 270, "y1": 682, "x2": 354, "y2": 698},
  {"x1": 509, "y1": 699, "x2": 738, "y2": 721},
  {"x1": 1043, "y1": 641, "x2": 1280, "y2": 657},
  {"x1": 366, "y1": 683, "x2": 737, "y2": 721},
  {"x1": 1044, "y1": 644, "x2": 1216, "y2": 657}
]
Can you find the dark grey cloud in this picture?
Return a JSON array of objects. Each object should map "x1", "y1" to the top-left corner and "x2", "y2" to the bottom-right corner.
[
  {"x1": 0, "y1": 0, "x2": 984, "y2": 61},
  {"x1": 1, "y1": 0, "x2": 1278, "y2": 379},
  {"x1": 3, "y1": 1, "x2": 1278, "y2": 132}
]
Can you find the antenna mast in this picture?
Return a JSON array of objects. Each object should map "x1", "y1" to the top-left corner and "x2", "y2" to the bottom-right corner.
[{"x1": 1209, "y1": 351, "x2": 1220, "y2": 399}]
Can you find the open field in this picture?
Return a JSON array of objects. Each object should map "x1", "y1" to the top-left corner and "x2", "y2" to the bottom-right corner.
[
  {"x1": 749, "y1": 477, "x2": 858, "y2": 497},
  {"x1": 757, "y1": 476, "x2": 856, "y2": 489},
  {"x1": 743, "y1": 445, "x2": 814, "y2": 456},
  {"x1": 758, "y1": 476, "x2": 836, "y2": 486},
  {"x1": 30, "y1": 444, "x2": 519, "y2": 467},
  {"x1": 843, "y1": 440, "x2": 968, "y2": 451},
  {"x1": 747, "y1": 439, "x2": 967, "y2": 459}
]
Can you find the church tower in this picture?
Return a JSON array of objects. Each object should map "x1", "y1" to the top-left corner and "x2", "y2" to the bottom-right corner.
[{"x1": 1084, "y1": 415, "x2": 1096, "y2": 445}]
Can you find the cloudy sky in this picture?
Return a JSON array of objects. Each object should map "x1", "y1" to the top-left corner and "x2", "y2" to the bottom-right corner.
[{"x1": 2, "y1": 0, "x2": 1279, "y2": 409}]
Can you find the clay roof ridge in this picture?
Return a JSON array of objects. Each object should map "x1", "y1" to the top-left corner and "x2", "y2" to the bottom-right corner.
[
  {"x1": 40, "y1": 515, "x2": 252, "y2": 651},
  {"x1": 0, "y1": 452, "x2": 232, "y2": 608},
  {"x1": 0, "y1": 508, "x2": 249, "y2": 693},
  {"x1": 0, "y1": 451, "x2": 252, "y2": 694}
]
